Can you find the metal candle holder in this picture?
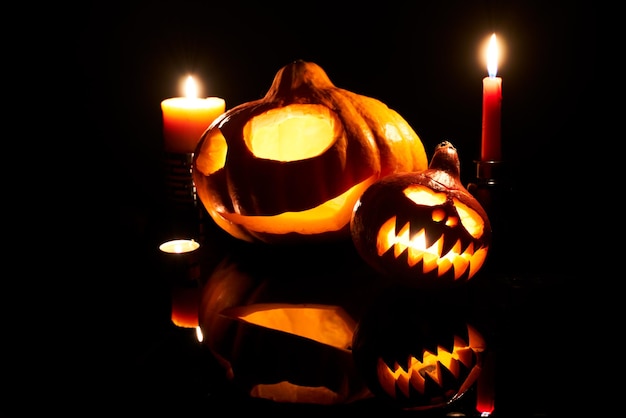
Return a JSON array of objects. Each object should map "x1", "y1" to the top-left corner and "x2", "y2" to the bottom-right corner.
[{"x1": 162, "y1": 151, "x2": 208, "y2": 243}]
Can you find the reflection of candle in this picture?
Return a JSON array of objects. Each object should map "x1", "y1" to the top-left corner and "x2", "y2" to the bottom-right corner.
[
  {"x1": 158, "y1": 239, "x2": 201, "y2": 328},
  {"x1": 161, "y1": 76, "x2": 225, "y2": 154},
  {"x1": 476, "y1": 348, "x2": 496, "y2": 416},
  {"x1": 481, "y1": 33, "x2": 502, "y2": 161},
  {"x1": 170, "y1": 287, "x2": 201, "y2": 329}
]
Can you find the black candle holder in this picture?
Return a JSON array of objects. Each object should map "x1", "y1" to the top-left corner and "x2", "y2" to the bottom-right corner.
[
  {"x1": 162, "y1": 151, "x2": 209, "y2": 243},
  {"x1": 467, "y1": 160, "x2": 515, "y2": 281}
]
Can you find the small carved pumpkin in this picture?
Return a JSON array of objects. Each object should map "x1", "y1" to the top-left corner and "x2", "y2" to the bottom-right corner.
[
  {"x1": 350, "y1": 141, "x2": 491, "y2": 288},
  {"x1": 198, "y1": 241, "x2": 381, "y2": 405},
  {"x1": 352, "y1": 289, "x2": 487, "y2": 411},
  {"x1": 192, "y1": 60, "x2": 428, "y2": 244}
]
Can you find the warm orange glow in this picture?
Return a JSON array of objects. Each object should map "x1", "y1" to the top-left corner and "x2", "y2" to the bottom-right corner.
[
  {"x1": 455, "y1": 200, "x2": 485, "y2": 239},
  {"x1": 250, "y1": 382, "x2": 343, "y2": 404},
  {"x1": 376, "y1": 325, "x2": 486, "y2": 401},
  {"x1": 194, "y1": 130, "x2": 228, "y2": 175},
  {"x1": 193, "y1": 60, "x2": 430, "y2": 245},
  {"x1": 223, "y1": 304, "x2": 356, "y2": 349},
  {"x1": 369, "y1": 184, "x2": 489, "y2": 279},
  {"x1": 245, "y1": 104, "x2": 337, "y2": 161},
  {"x1": 404, "y1": 185, "x2": 485, "y2": 238},
  {"x1": 170, "y1": 287, "x2": 200, "y2": 328},
  {"x1": 404, "y1": 186, "x2": 446, "y2": 206},
  {"x1": 379, "y1": 347, "x2": 462, "y2": 397},
  {"x1": 375, "y1": 216, "x2": 488, "y2": 279},
  {"x1": 218, "y1": 175, "x2": 377, "y2": 235},
  {"x1": 161, "y1": 87, "x2": 226, "y2": 154}
]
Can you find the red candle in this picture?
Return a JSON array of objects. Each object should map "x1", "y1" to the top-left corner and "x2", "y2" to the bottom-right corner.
[
  {"x1": 481, "y1": 33, "x2": 502, "y2": 161},
  {"x1": 161, "y1": 75, "x2": 225, "y2": 154},
  {"x1": 476, "y1": 349, "x2": 496, "y2": 415}
]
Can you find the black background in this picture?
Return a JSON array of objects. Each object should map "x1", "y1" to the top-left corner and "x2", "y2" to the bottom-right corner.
[{"x1": 24, "y1": 1, "x2": 597, "y2": 416}]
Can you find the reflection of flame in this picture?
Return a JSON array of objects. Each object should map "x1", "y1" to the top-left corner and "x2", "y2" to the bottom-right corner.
[
  {"x1": 196, "y1": 326, "x2": 203, "y2": 342},
  {"x1": 376, "y1": 216, "x2": 488, "y2": 279}
]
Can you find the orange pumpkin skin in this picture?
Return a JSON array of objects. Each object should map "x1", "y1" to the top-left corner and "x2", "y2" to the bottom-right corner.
[
  {"x1": 198, "y1": 241, "x2": 381, "y2": 405},
  {"x1": 352, "y1": 290, "x2": 487, "y2": 411},
  {"x1": 192, "y1": 60, "x2": 428, "y2": 244},
  {"x1": 350, "y1": 141, "x2": 492, "y2": 288}
]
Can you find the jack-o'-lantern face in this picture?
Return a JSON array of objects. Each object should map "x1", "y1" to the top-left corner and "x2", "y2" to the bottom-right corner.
[
  {"x1": 351, "y1": 141, "x2": 491, "y2": 288},
  {"x1": 198, "y1": 242, "x2": 380, "y2": 405},
  {"x1": 192, "y1": 60, "x2": 428, "y2": 244},
  {"x1": 352, "y1": 290, "x2": 487, "y2": 411}
]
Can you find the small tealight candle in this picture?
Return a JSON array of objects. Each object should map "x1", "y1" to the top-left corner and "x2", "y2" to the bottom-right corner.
[
  {"x1": 158, "y1": 238, "x2": 200, "y2": 254},
  {"x1": 161, "y1": 76, "x2": 225, "y2": 154}
]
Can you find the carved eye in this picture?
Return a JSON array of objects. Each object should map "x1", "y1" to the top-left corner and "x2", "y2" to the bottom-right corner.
[{"x1": 243, "y1": 105, "x2": 338, "y2": 161}]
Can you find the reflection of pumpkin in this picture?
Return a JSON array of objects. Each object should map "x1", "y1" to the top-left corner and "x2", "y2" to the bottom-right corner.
[
  {"x1": 350, "y1": 141, "x2": 491, "y2": 288},
  {"x1": 192, "y1": 60, "x2": 428, "y2": 244},
  {"x1": 198, "y1": 241, "x2": 381, "y2": 405},
  {"x1": 352, "y1": 290, "x2": 487, "y2": 411}
]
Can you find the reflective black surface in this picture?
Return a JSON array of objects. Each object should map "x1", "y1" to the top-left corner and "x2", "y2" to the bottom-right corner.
[{"x1": 91, "y1": 214, "x2": 571, "y2": 417}]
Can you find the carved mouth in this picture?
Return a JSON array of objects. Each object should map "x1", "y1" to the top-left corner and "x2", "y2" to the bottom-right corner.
[
  {"x1": 376, "y1": 216, "x2": 488, "y2": 279},
  {"x1": 220, "y1": 176, "x2": 376, "y2": 234},
  {"x1": 376, "y1": 325, "x2": 485, "y2": 401}
]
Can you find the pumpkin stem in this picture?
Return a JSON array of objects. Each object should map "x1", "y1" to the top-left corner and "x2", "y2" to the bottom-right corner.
[
  {"x1": 264, "y1": 60, "x2": 335, "y2": 100},
  {"x1": 429, "y1": 141, "x2": 461, "y2": 178}
]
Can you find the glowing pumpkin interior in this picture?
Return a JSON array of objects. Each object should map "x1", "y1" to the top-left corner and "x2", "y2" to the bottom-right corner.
[
  {"x1": 196, "y1": 103, "x2": 377, "y2": 237},
  {"x1": 245, "y1": 105, "x2": 336, "y2": 161},
  {"x1": 376, "y1": 184, "x2": 489, "y2": 280},
  {"x1": 218, "y1": 302, "x2": 363, "y2": 404},
  {"x1": 222, "y1": 303, "x2": 356, "y2": 350}
]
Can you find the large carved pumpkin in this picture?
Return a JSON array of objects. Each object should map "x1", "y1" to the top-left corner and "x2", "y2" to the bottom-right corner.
[
  {"x1": 350, "y1": 141, "x2": 491, "y2": 288},
  {"x1": 198, "y1": 241, "x2": 383, "y2": 405},
  {"x1": 192, "y1": 60, "x2": 428, "y2": 244},
  {"x1": 351, "y1": 289, "x2": 487, "y2": 411}
]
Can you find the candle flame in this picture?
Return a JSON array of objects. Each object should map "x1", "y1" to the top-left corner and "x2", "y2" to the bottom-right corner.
[
  {"x1": 487, "y1": 33, "x2": 498, "y2": 78},
  {"x1": 184, "y1": 75, "x2": 199, "y2": 98}
]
